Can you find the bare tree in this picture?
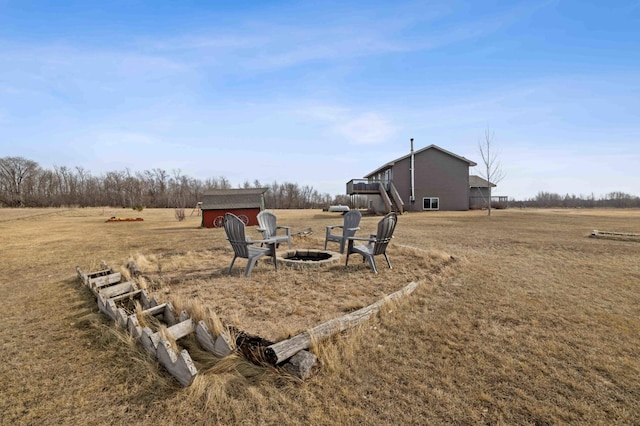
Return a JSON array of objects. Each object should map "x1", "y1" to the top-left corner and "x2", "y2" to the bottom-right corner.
[
  {"x1": 0, "y1": 157, "x2": 40, "y2": 206},
  {"x1": 0, "y1": 156, "x2": 353, "y2": 209},
  {"x1": 477, "y1": 128, "x2": 505, "y2": 216}
]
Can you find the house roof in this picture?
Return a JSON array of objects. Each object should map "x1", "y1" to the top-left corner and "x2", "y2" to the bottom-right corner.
[
  {"x1": 363, "y1": 144, "x2": 477, "y2": 178},
  {"x1": 469, "y1": 175, "x2": 496, "y2": 188},
  {"x1": 201, "y1": 188, "x2": 268, "y2": 210}
]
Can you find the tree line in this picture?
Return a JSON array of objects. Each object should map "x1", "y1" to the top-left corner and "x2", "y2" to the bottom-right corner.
[
  {"x1": 0, "y1": 156, "x2": 350, "y2": 209},
  {"x1": 518, "y1": 191, "x2": 640, "y2": 208},
  {"x1": 3, "y1": 156, "x2": 639, "y2": 210}
]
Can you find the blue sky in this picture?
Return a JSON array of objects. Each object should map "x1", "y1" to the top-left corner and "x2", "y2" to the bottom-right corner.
[{"x1": 1, "y1": 0, "x2": 639, "y2": 200}]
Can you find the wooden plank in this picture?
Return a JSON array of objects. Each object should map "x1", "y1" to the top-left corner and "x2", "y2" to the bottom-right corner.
[
  {"x1": 142, "y1": 303, "x2": 167, "y2": 317},
  {"x1": 140, "y1": 318, "x2": 195, "y2": 356},
  {"x1": 214, "y1": 333, "x2": 234, "y2": 357},
  {"x1": 265, "y1": 281, "x2": 418, "y2": 365},
  {"x1": 155, "y1": 340, "x2": 198, "y2": 387},
  {"x1": 195, "y1": 321, "x2": 216, "y2": 353},
  {"x1": 98, "y1": 281, "x2": 136, "y2": 299},
  {"x1": 115, "y1": 307, "x2": 129, "y2": 328},
  {"x1": 140, "y1": 290, "x2": 158, "y2": 310},
  {"x1": 76, "y1": 267, "x2": 88, "y2": 285},
  {"x1": 97, "y1": 297, "x2": 118, "y2": 321},
  {"x1": 87, "y1": 268, "x2": 113, "y2": 278},
  {"x1": 127, "y1": 314, "x2": 143, "y2": 339},
  {"x1": 592, "y1": 230, "x2": 640, "y2": 237},
  {"x1": 163, "y1": 303, "x2": 178, "y2": 326},
  {"x1": 195, "y1": 321, "x2": 234, "y2": 357},
  {"x1": 90, "y1": 272, "x2": 122, "y2": 291},
  {"x1": 77, "y1": 266, "x2": 112, "y2": 286},
  {"x1": 140, "y1": 327, "x2": 159, "y2": 355},
  {"x1": 166, "y1": 319, "x2": 195, "y2": 341},
  {"x1": 109, "y1": 289, "x2": 142, "y2": 303},
  {"x1": 126, "y1": 305, "x2": 167, "y2": 340}
]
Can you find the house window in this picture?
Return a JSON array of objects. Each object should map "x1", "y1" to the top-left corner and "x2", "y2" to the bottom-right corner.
[{"x1": 423, "y1": 197, "x2": 439, "y2": 211}]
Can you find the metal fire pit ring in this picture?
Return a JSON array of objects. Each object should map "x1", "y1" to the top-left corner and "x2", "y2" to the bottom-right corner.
[{"x1": 277, "y1": 249, "x2": 341, "y2": 269}]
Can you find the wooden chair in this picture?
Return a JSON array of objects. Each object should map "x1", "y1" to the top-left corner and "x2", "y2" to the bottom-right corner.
[
  {"x1": 324, "y1": 209, "x2": 361, "y2": 254},
  {"x1": 345, "y1": 212, "x2": 397, "y2": 274},
  {"x1": 257, "y1": 210, "x2": 292, "y2": 248},
  {"x1": 223, "y1": 213, "x2": 277, "y2": 277}
]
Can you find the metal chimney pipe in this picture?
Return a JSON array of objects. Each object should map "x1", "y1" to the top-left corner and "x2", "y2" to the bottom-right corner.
[{"x1": 410, "y1": 138, "x2": 415, "y2": 203}]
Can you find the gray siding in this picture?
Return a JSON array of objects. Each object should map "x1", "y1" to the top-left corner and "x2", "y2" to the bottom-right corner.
[
  {"x1": 470, "y1": 187, "x2": 491, "y2": 199},
  {"x1": 393, "y1": 149, "x2": 470, "y2": 211}
]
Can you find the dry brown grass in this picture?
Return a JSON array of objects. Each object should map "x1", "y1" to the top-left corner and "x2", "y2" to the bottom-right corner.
[
  {"x1": 136, "y1": 236, "x2": 449, "y2": 342},
  {"x1": 1, "y1": 207, "x2": 639, "y2": 424}
]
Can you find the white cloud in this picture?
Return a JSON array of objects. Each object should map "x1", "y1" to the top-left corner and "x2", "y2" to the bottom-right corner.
[
  {"x1": 336, "y1": 113, "x2": 396, "y2": 145},
  {"x1": 125, "y1": 2, "x2": 528, "y2": 73},
  {"x1": 295, "y1": 104, "x2": 397, "y2": 145}
]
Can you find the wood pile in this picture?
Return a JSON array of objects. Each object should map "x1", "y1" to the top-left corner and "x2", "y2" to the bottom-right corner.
[{"x1": 105, "y1": 217, "x2": 144, "y2": 222}]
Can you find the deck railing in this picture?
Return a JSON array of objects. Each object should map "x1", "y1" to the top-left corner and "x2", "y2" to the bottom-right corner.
[
  {"x1": 347, "y1": 179, "x2": 385, "y2": 194},
  {"x1": 346, "y1": 179, "x2": 403, "y2": 214},
  {"x1": 470, "y1": 195, "x2": 509, "y2": 209}
]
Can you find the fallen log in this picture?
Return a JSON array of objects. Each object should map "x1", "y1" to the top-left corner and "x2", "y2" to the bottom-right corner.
[
  {"x1": 591, "y1": 229, "x2": 640, "y2": 239},
  {"x1": 105, "y1": 217, "x2": 144, "y2": 222},
  {"x1": 264, "y1": 281, "x2": 418, "y2": 365}
]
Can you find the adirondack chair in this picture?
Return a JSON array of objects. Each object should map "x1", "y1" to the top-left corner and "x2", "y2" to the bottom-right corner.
[
  {"x1": 223, "y1": 213, "x2": 277, "y2": 277},
  {"x1": 257, "y1": 210, "x2": 292, "y2": 249},
  {"x1": 345, "y1": 212, "x2": 397, "y2": 274},
  {"x1": 324, "y1": 209, "x2": 362, "y2": 254}
]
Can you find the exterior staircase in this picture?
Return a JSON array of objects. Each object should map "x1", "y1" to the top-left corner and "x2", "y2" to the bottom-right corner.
[{"x1": 347, "y1": 179, "x2": 404, "y2": 215}]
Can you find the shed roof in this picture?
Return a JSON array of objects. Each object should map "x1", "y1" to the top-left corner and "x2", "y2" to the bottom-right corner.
[
  {"x1": 469, "y1": 175, "x2": 496, "y2": 188},
  {"x1": 364, "y1": 144, "x2": 477, "y2": 178},
  {"x1": 201, "y1": 188, "x2": 268, "y2": 210}
]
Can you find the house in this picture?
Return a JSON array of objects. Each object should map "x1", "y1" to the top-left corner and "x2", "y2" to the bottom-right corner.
[
  {"x1": 200, "y1": 188, "x2": 267, "y2": 228},
  {"x1": 347, "y1": 142, "x2": 477, "y2": 213}
]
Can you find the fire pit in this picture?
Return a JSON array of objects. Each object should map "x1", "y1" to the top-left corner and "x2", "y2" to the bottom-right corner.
[{"x1": 277, "y1": 249, "x2": 341, "y2": 269}]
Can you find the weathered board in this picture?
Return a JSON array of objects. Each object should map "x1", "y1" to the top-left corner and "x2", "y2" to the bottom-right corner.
[{"x1": 265, "y1": 281, "x2": 418, "y2": 364}]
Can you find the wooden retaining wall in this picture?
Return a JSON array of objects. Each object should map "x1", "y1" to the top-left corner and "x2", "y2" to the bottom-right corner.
[{"x1": 76, "y1": 259, "x2": 423, "y2": 385}]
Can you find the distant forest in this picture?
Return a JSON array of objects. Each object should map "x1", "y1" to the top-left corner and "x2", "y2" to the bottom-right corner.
[
  {"x1": 0, "y1": 156, "x2": 350, "y2": 209},
  {"x1": 1, "y1": 156, "x2": 639, "y2": 209},
  {"x1": 519, "y1": 191, "x2": 640, "y2": 208}
]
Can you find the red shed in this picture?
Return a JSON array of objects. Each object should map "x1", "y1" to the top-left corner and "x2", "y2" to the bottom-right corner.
[{"x1": 200, "y1": 188, "x2": 267, "y2": 228}]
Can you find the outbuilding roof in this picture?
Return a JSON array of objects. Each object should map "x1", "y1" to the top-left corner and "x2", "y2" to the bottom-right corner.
[
  {"x1": 364, "y1": 144, "x2": 477, "y2": 178},
  {"x1": 201, "y1": 188, "x2": 268, "y2": 210},
  {"x1": 469, "y1": 175, "x2": 496, "y2": 188}
]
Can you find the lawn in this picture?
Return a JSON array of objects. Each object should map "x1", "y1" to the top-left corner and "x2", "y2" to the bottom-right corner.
[{"x1": 1, "y1": 207, "x2": 639, "y2": 424}]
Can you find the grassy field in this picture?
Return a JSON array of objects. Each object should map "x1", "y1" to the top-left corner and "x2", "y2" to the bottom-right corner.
[{"x1": 1, "y1": 207, "x2": 639, "y2": 425}]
